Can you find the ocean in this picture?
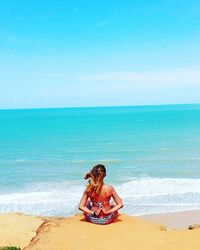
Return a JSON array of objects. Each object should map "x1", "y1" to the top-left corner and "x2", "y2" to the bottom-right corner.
[{"x1": 0, "y1": 104, "x2": 200, "y2": 216}]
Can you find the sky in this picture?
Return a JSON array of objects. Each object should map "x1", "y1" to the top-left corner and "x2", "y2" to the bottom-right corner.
[{"x1": 0, "y1": 0, "x2": 200, "y2": 109}]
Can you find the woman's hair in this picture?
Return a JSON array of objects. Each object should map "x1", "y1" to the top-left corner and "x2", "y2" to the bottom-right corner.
[{"x1": 84, "y1": 164, "x2": 106, "y2": 194}]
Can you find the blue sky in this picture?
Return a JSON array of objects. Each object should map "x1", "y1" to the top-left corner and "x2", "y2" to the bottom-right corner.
[{"x1": 0, "y1": 0, "x2": 200, "y2": 109}]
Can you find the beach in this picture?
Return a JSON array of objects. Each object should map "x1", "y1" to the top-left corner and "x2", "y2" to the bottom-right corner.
[
  {"x1": 139, "y1": 209, "x2": 200, "y2": 229},
  {"x1": 1, "y1": 211, "x2": 200, "y2": 250},
  {"x1": 1, "y1": 105, "x2": 200, "y2": 217},
  {"x1": 2, "y1": 0, "x2": 200, "y2": 248},
  {"x1": 1, "y1": 105, "x2": 200, "y2": 249}
]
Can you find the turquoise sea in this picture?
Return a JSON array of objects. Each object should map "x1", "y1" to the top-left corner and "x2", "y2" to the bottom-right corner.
[{"x1": 1, "y1": 104, "x2": 200, "y2": 216}]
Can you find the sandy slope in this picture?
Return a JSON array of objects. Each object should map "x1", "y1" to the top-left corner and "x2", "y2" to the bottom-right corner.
[
  {"x1": 0, "y1": 213, "x2": 45, "y2": 249},
  {"x1": 24, "y1": 214, "x2": 200, "y2": 250},
  {"x1": 1, "y1": 213, "x2": 200, "y2": 250}
]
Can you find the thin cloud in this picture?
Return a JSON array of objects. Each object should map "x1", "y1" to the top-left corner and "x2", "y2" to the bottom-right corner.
[
  {"x1": 94, "y1": 20, "x2": 110, "y2": 28},
  {"x1": 5, "y1": 35, "x2": 30, "y2": 45},
  {"x1": 32, "y1": 72, "x2": 65, "y2": 77},
  {"x1": 80, "y1": 67, "x2": 200, "y2": 84}
]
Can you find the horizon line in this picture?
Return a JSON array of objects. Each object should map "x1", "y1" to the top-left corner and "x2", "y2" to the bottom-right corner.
[{"x1": 0, "y1": 102, "x2": 200, "y2": 111}]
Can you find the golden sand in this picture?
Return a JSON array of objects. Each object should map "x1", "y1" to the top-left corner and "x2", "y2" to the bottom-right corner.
[
  {"x1": 0, "y1": 213, "x2": 44, "y2": 249},
  {"x1": 1, "y1": 213, "x2": 200, "y2": 250}
]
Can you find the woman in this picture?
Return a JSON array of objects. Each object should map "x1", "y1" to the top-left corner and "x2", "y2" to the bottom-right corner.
[{"x1": 79, "y1": 164, "x2": 123, "y2": 224}]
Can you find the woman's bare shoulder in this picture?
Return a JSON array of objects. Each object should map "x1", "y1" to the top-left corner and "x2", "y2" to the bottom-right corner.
[{"x1": 103, "y1": 184, "x2": 113, "y2": 191}]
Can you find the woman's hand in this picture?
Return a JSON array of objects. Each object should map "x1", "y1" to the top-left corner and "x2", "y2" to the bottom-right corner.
[
  {"x1": 84, "y1": 171, "x2": 90, "y2": 179},
  {"x1": 101, "y1": 207, "x2": 110, "y2": 215},
  {"x1": 95, "y1": 208, "x2": 101, "y2": 216}
]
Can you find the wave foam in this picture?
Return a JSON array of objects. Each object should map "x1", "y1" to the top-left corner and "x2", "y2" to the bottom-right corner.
[{"x1": 1, "y1": 178, "x2": 200, "y2": 216}]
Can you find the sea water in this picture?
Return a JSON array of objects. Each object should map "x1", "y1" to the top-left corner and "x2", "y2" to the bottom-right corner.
[{"x1": 0, "y1": 104, "x2": 200, "y2": 216}]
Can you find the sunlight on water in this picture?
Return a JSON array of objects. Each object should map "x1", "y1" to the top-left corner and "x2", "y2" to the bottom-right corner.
[{"x1": 0, "y1": 104, "x2": 200, "y2": 215}]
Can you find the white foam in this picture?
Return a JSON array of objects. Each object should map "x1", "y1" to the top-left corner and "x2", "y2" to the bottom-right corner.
[
  {"x1": 1, "y1": 178, "x2": 200, "y2": 216},
  {"x1": 116, "y1": 178, "x2": 200, "y2": 215},
  {"x1": 117, "y1": 178, "x2": 200, "y2": 197},
  {"x1": 0, "y1": 182, "x2": 83, "y2": 216}
]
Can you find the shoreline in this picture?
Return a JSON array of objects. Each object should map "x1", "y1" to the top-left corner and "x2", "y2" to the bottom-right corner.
[
  {"x1": 1, "y1": 210, "x2": 200, "y2": 249},
  {"x1": 138, "y1": 209, "x2": 200, "y2": 229}
]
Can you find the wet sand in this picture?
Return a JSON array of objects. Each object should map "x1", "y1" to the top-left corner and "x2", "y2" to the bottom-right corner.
[{"x1": 139, "y1": 209, "x2": 200, "y2": 229}]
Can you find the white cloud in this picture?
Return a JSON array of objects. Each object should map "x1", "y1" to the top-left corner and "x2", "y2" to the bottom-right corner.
[
  {"x1": 80, "y1": 66, "x2": 200, "y2": 85},
  {"x1": 32, "y1": 72, "x2": 65, "y2": 77}
]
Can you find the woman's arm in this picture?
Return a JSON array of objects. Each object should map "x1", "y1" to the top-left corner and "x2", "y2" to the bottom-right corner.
[
  {"x1": 103, "y1": 187, "x2": 123, "y2": 214},
  {"x1": 79, "y1": 191, "x2": 94, "y2": 215}
]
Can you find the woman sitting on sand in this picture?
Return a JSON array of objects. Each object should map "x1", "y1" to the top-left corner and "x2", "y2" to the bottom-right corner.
[{"x1": 79, "y1": 164, "x2": 123, "y2": 224}]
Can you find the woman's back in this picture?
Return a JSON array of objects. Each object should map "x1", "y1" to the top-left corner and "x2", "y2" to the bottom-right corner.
[
  {"x1": 79, "y1": 164, "x2": 123, "y2": 224},
  {"x1": 88, "y1": 184, "x2": 113, "y2": 211},
  {"x1": 89, "y1": 184, "x2": 112, "y2": 202}
]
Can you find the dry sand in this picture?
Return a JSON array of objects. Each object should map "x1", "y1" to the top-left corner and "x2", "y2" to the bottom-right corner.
[
  {"x1": 1, "y1": 212, "x2": 200, "y2": 250},
  {"x1": 0, "y1": 213, "x2": 45, "y2": 249}
]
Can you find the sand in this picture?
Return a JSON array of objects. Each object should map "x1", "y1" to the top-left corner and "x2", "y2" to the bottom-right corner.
[
  {"x1": 139, "y1": 209, "x2": 200, "y2": 229},
  {"x1": 0, "y1": 213, "x2": 45, "y2": 249},
  {"x1": 1, "y1": 212, "x2": 200, "y2": 250}
]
